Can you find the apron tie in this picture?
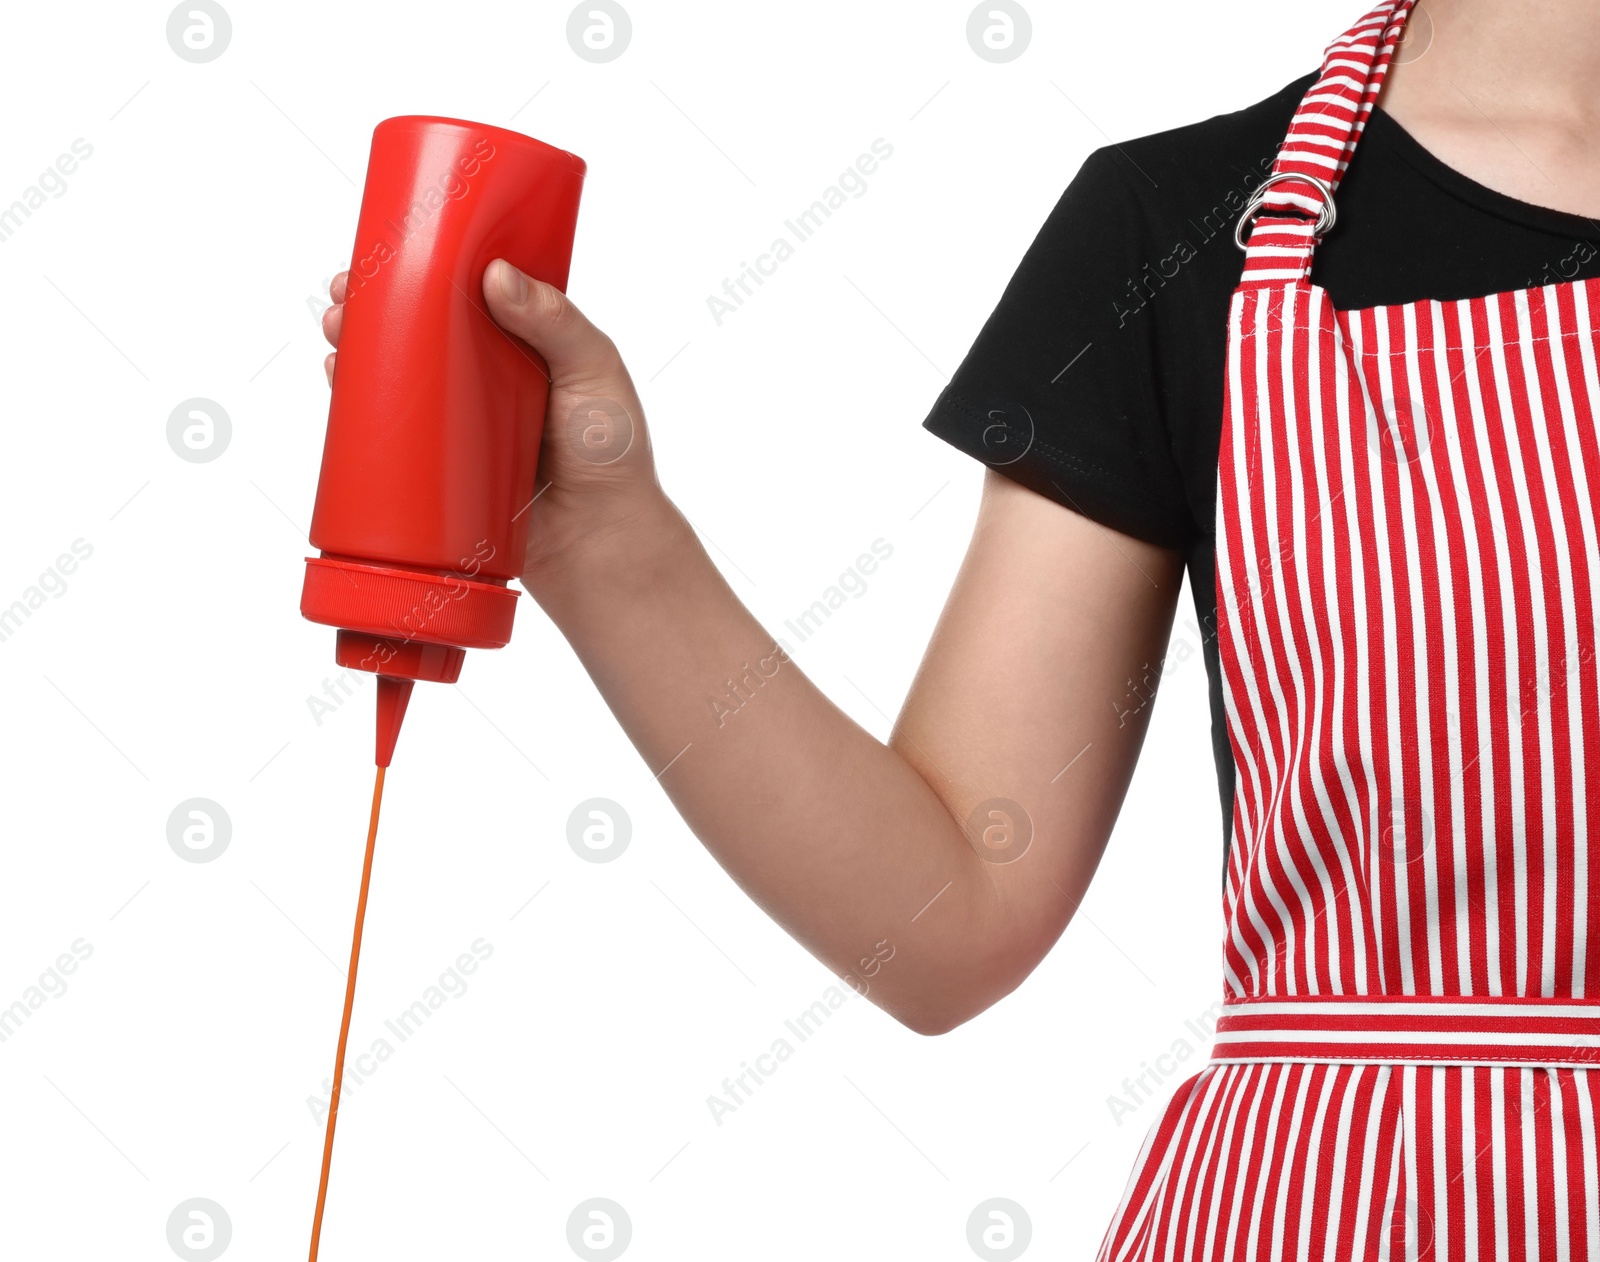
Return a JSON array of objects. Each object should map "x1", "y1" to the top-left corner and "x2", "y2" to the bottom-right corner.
[{"x1": 1212, "y1": 996, "x2": 1600, "y2": 1068}]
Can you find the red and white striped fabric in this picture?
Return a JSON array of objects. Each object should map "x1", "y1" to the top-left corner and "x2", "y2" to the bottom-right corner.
[
  {"x1": 1099, "y1": 2, "x2": 1600, "y2": 1257},
  {"x1": 1213, "y1": 997, "x2": 1600, "y2": 1067}
]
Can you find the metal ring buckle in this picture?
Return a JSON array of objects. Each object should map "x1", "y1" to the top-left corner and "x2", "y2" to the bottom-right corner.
[{"x1": 1233, "y1": 172, "x2": 1337, "y2": 251}]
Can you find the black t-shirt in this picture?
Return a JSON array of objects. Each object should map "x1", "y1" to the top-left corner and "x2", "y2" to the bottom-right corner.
[{"x1": 923, "y1": 71, "x2": 1600, "y2": 861}]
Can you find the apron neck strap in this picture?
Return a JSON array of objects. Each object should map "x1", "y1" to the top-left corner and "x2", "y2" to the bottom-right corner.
[{"x1": 1238, "y1": 0, "x2": 1418, "y2": 286}]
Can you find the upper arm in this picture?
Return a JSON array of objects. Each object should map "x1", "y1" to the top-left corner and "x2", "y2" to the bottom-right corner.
[
  {"x1": 892, "y1": 468, "x2": 1185, "y2": 1004},
  {"x1": 899, "y1": 145, "x2": 1203, "y2": 1016}
]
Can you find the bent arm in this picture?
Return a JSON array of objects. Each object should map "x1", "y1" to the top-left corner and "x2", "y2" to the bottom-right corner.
[
  {"x1": 324, "y1": 263, "x2": 1188, "y2": 1033},
  {"x1": 534, "y1": 468, "x2": 1185, "y2": 1033}
]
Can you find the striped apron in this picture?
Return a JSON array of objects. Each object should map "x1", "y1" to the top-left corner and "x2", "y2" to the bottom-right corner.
[{"x1": 1099, "y1": 3, "x2": 1600, "y2": 1258}]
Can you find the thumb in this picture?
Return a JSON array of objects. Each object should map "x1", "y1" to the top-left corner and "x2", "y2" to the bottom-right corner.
[{"x1": 482, "y1": 258, "x2": 626, "y2": 392}]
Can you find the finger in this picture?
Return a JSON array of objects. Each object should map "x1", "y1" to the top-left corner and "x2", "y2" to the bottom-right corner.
[
  {"x1": 481, "y1": 258, "x2": 630, "y2": 392},
  {"x1": 330, "y1": 271, "x2": 349, "y2": 303},
  {"x1": 324, "y1": 352, "x2": 336, "y2": 387},
  {"x1": 321, "y1": 300, "x2": 343, "y2": 348}
]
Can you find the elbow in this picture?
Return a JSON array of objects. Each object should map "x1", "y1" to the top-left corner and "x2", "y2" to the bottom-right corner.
[
  {"x1": 879, "y1": 956, "x2": 1035, "y2": 1036},
  {"x1": 862, "y1": 917, "x2": 1043, "y2": 1036},
  {"x1": 885, "y1": 992, "x2": 992, "y2": 1037},
  {"x1": 901, "y1": 1009, "x2": 970, "y2": 1037}
]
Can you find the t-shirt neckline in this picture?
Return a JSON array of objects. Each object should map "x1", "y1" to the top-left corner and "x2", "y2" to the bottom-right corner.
[{"x1": 1365, "y1": 102, "x2": 1600, "y2": 241}]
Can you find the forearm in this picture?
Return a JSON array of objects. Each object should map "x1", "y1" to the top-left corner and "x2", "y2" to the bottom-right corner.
[{"x1": 529, "y1": 489, "x2": 1003, "y2": 1032}]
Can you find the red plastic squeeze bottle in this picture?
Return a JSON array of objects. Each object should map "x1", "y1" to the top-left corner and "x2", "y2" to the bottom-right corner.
[
  {"x1": 298, "y1": 116, "x2": 583, "y2": 1261},
  {"x1": 301, "y1": 115, "x2": 585, "y2": 768}
]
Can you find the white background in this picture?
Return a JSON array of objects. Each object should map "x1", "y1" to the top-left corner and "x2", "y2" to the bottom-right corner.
[{"x1": 0, "y1": 2, "x2": 1355, "y2": 1258}]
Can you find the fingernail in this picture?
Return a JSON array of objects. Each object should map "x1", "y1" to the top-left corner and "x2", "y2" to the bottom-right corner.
[{"x1": 496, "y1": 259, "x2": 528, "y2": 304}]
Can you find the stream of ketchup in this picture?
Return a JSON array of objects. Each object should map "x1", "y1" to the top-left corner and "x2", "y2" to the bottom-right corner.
[{"x1": 307, "y1": 765, "x2": 387, "y2": 1262}]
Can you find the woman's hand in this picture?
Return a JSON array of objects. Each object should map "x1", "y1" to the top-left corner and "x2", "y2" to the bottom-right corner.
[{"x1": 320, "y1": 259, "x2": 665, "y2": 594}]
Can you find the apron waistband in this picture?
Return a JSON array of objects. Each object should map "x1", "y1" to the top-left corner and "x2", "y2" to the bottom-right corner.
[{"x1": 1212, "y1": 996, "x2": 1600, "y2": 1068}]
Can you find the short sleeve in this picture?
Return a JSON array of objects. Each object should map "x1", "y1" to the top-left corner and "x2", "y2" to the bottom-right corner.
[{"x1": 922, "y1": 147, "x2": 1197, "y2": 549}]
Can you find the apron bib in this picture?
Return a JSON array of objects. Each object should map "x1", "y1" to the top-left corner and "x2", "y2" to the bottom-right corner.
[{"x1": 1101, "y1": 3, "x2": 1600, "y2": 1257}]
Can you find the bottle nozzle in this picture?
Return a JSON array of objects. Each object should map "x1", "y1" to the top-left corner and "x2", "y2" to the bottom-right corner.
[{"x1": 375, "y1": 676, "x2": 415, "y2": 768}]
